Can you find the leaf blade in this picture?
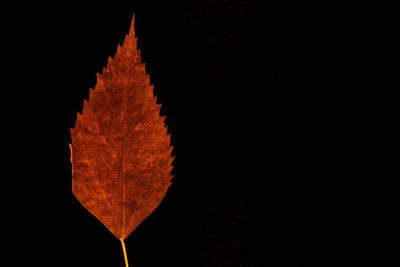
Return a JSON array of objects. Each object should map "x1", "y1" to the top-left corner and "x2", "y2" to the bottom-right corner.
[{"x1": 70, "y1": 14, "x2": 174, "y2": 240}]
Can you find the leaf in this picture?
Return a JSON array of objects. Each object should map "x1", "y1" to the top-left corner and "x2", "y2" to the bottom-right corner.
[{"x1": 70, "y1": 14, "x2": 174, "y2": 242}]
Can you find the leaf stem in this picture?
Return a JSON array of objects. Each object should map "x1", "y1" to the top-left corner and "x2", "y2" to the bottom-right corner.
[{"x1": 120, "y1": 239, "x2": 129, "y2": 267}]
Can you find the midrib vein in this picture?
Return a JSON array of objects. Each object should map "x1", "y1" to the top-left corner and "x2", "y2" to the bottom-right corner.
[{"x1": 121, "y1": 74, "x2": 128, "y2": 237}]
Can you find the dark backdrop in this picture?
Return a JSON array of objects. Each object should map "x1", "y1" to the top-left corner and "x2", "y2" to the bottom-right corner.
[{"x1": 58, "y1": 1, "x2": 336, "y2": 266}]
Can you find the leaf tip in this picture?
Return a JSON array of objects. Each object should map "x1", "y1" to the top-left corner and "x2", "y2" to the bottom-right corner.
[{"x1": 128, "y1": 13, "x2": 136, "y2": 35}]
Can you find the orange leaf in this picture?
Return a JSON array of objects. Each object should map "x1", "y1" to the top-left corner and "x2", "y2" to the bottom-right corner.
[{"x1": 70, "y1": 14, "x2": 174, "y2": 242}]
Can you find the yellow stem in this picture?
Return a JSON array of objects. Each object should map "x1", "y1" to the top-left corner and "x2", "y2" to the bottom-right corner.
[{"x1": 120, "y1": 239, "x2": 129, "y2": 267}]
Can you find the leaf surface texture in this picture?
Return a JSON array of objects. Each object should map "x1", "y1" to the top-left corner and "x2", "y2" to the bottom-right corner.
[{"x1": 70, "y1": 16, "x2": 174, "y2": 240}]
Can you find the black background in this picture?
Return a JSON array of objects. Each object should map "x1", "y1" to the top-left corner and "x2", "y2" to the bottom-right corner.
[{"x1": 55, "y1": 1, "x2": 339, "y2": 266}]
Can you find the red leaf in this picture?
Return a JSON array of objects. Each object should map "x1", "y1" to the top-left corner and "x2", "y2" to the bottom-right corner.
[{"x1": 70, "y1": 14, "x2": 174, "y2": 241}]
